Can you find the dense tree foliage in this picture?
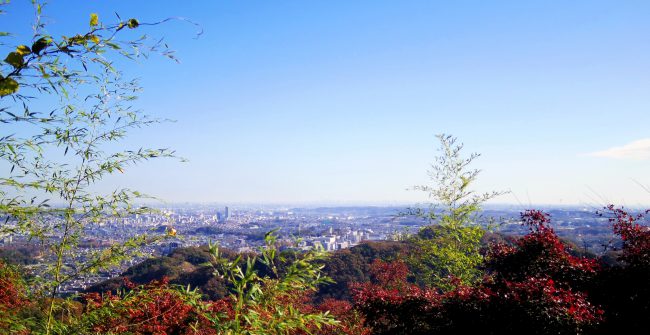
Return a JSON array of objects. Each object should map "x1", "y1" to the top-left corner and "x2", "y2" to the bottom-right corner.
[
  {"x1": 3, "y1": 204, "x2": 650, "y2": 334},
  {"x1": 317, "y1": 241, "x2": 409, "y2": 301},
  {"x1": 349, "y1": 208, "x2": 649, "y2": 335}
]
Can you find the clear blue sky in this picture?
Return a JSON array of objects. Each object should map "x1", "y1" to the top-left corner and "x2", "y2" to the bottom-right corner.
[{"x1": 3, "y1": 1, "x2": 650, "y2": 206}]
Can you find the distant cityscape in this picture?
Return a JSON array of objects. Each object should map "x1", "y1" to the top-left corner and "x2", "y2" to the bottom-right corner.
[{"x1": 0, "y1": 204, "x2": 619, "y2": 295}]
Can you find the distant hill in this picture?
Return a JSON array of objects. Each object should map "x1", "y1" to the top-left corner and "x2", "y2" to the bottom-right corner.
[
  {"x1": 86, "y1": 246, "x2": 235, "y2": 300},
  {"x1": 0, "y1": 244, "x2": 42, "y2": 265}
]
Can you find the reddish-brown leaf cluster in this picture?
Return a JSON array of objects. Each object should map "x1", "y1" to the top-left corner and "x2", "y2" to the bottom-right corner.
[
  {"x1": 351, "y1": 210, "x2": 605, "y2": 334},
  {"x1": 0, "y1": 261, "x2": 32, "y2": 334},
  {"x1": 0, "y1": 261, "x2": 26, "y2": 310},
  {"x1": 604, "y1": 205, "x2": 650, "y2": 267},
  {"x1": 313, "y1": 298, "x2": 372, "y2": 335},
  {"x1": 486, "y1": 210, "x2": 600, "y2": 287},
  {"x1": 84, "y1": 277, "x2": 215, "y2": 335}
]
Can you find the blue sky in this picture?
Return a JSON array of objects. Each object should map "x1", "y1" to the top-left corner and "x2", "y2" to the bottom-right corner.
[{"x1": 3, "y1": 1, "x2": 650, "y2": 206}]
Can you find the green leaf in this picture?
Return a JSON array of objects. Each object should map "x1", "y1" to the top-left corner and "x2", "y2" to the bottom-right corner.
[
  {"x1": 105, "y1": 41, "x2": 121, "y2": 50},
  {"x1": 31, "y1": 37, "x2": 51, "y2": 54},
  {"x1": 0, "y1": 76, "x2": 19, "y2": 96},
  {"x1": 127, "y1": 18, "x2": 139, "y2": 29},
  {"x1": 90, "y1": 13, "x2": 99, "y2": 27},
  {"x1": 5, "y1": 51, "x2": 24, "y2": 68}
]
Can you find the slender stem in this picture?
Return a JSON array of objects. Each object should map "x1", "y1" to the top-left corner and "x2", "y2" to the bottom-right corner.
[{"x1": 45, "y1": 132, "x2": 92, "y2": 335}]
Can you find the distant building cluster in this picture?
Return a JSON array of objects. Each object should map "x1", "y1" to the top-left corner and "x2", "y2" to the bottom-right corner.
[
  {"x1": 215, "y1": 206, "x2": 230, "y2": 223},
  {"x1": 305, "y1": 227, "x2": 374, "y2": 251},
  {"x1": 0, "y1": 205, "x2": 616, "y2": 295}
]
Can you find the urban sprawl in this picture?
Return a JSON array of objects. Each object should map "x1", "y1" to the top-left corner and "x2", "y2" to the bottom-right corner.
[{"x1": 0, "y1": 205, "x2": 616, "y2": 295}]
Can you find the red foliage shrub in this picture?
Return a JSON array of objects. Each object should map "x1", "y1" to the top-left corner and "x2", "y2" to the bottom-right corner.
[
  {"x1": 367, "y1": 259, "x2": 409, "y2": 290},
  {"x1": 84, "y1": 277, "x2": 215, "y2": 335},
  {"x1": 0, "y1": 261, "x2": 26, "y2": 310},
  {"x1": 604, "y1": 205, "x2": 650, "y2": 267},
  {"x1": 351, "y1": 260, "x2": 441, "y2": 334},
  {"x1": 485, "y1": 210, "x2": 599, "y2": 289},
  {"x1": 314, "y1": 298, "x2": 372, "y2": 335},
  {"x1": 588, "y1": 206, "x2": 650, "y2": 334},
  {"x1": 351, "y1": 211, "x2": 605, "y2": 335},
  {"x1": 0, "y1": 261, "x2": 32, "y2": 334},
  {"x1": 203, "y1": 288, "x2": 370, "y2": 335}
]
